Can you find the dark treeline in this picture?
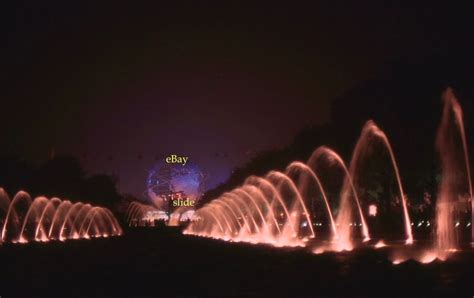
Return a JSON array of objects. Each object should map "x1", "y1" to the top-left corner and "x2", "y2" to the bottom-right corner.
[
  {"x1": 201, "y1": 52, "x2": 474, "y2": 214},
  {"x1": 0, "y1": 155, "x2": 123, "y2": 210}
]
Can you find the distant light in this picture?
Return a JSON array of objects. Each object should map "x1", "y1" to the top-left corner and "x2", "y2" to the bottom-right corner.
[{"x1": 368, "y1": 204, "x2": 377, "y2": 217}]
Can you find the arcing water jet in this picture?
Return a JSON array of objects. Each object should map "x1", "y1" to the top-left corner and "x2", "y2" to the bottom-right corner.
[
  {"x1": 352, "y1": 121, "x2": 413, "y2": 244},
  {"x1": 0, "y1": 188, "x2": 121, "y2": 244},
  {"x1": 184, "y1": 88, "x2": 472, "y2": 262},
  {"x1": 307, "y1": 146, "x2": 369, "y2": 250},
  {"x1": 435, "y1": 88, "x2": 472, "y2": 259}
]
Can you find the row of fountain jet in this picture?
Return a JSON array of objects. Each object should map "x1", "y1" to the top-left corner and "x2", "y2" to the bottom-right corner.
[
  {"x1": 126, "y1": 201, "x2": 167, "y2": 225},
  {"x1": 0, "y1": 188, "x2": 122, "y2": 244},
  {"x1": 185, "y1": 88, "x2": 473, "y2": 260},
  {"x1": 126, "y1": 201, "x2": 198, "y2": 226}
]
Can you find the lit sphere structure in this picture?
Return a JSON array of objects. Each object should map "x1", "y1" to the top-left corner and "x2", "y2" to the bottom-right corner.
[{"x1": 146, "y1": 161, "x2": 205, "y2": 212}]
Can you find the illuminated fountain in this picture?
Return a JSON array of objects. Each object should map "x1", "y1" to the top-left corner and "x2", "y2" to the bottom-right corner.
[
  {"x1": 186, "y1": 125, "x2": 413, "y2": 251},
  {"x1": 184, "y1": 169, "x2": 323, "y2": 247},
  {"x1": 306, "y1": 146, "x2": 369, "y2": 251},
  {"x1": 328, "y1": 120, "x2": 413, "y2": 251},
  {"x1": 185, "y1": 124, "x2": 412, "y2": 249},
  {"x1": 126, "y1": 201, "x2": 198, "y2": 226},
  {"x1": 390, "y1": 88, "x2": 473, "y2": 264},
  {"x1": 0, "y1": 189, "x2": 122, "y2": 244},
  {"x1": 126, "y1": 201, "x2": 166, "y2": 226},
  {"x1": 185, "y1": 88, "x2": 473, "y2": 263},
  {"x1": 434, "y1": 88, "x2": 472, "y2": 259}
]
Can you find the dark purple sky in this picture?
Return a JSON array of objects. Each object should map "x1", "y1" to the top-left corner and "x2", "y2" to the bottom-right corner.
[{"x1": 2, "y1": 2, "x2": 471, "y2": 197}]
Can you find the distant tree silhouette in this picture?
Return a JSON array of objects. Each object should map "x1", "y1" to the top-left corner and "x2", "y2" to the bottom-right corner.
[
  {"x1": 0, "y1": 155, "x2": 122, "y2": 210},
  {"x1": 81, "y1": 174, "x2": 121, "y2": 208},
  {"x1": 33, "y1": 156, "x2": 84, "y2": 199},
  {"x1": 0, "y1": 155, "x2": 35, "y2": 194},
  {"x1": 201, "y1": 53, "x2": 474, "y2": 211}
]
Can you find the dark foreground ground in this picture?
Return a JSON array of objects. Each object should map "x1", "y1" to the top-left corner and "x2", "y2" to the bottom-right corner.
[{"x1": 0, "y1": 228, "x2": 473, "y2": 297}]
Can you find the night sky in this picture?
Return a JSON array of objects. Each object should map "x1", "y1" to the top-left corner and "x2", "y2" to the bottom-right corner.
[{"x1": 2, "y1": 2, "x2": 474, "y2": 197}]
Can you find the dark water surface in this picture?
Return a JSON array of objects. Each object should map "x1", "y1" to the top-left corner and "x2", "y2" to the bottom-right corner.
[{"x1": 0, "y1": 228, "x2": 472, "y2": 297}]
